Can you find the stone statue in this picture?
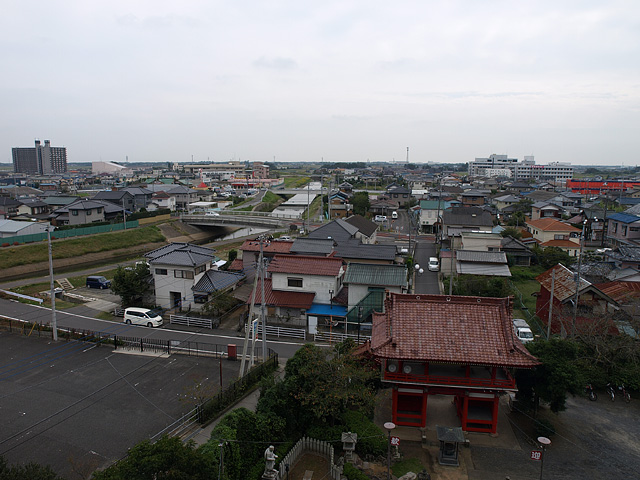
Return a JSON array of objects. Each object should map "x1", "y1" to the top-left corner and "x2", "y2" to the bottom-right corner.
[{"x1": 263, "y1": 445, "x2": 278, "y2": 477}]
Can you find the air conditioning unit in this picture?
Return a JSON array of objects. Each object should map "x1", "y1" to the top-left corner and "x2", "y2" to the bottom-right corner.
[
  {"x1": 387, "y1": 361, "x2": 398, "y2": 373},
  {"x1": 403, "y1": 364, "x2": 412, "y2": 374}
]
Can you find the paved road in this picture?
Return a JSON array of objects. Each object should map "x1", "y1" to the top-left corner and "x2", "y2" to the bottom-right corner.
[{"x1": 413, "y1": 240, "x2": 441, "y2": 294}]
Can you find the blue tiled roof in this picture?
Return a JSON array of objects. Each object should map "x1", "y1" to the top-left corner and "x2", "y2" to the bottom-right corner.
[{"x1": 608, "y1": 212, "x2": 640, "y2": 224}]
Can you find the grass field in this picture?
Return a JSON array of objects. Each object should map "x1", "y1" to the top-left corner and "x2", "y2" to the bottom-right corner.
[
  {"x1": 0, "y1": 226, "x2": 164, "y2": 269},
  {"x1": 509, "y1": 265, "x2": 545, "y2": 319},
  {"x1": 282, "y1": 175, "x2": 311, "y2": 188}
]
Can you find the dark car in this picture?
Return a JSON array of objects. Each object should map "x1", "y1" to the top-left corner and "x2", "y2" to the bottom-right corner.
[{"x1": 86, "y1": 275, "x2": 111, "y2": 289}]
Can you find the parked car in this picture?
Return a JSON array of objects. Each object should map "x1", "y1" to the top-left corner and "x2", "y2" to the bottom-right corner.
[
  {"x1": 513, "y1": 318, "x2": 534, "y2": 343},
  {"x1": 86, "y1": 275, "x2": 111, "y2": 289},
  {"x1": 205, "y1": 211, "x2": 220, "y2": 216},
  {"x1": 123, "y1": 307, "x2": 164, "y2": 327},
  {"x1": 374, "y1": 215, "x2": 387, "y2": 222},
  {"x1": 428, "y1": 257, "x2": 440, "y2": 272},
  {"x1": 392, "y1": 211, "x2": 398, "y2": 219}
]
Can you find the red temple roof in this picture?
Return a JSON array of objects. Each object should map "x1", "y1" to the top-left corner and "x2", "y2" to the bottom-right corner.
[{"x1": 370, "y1": 293, "x2": 539, "y2": 368}]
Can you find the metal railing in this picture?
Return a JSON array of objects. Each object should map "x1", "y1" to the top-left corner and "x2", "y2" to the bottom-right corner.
[
  {"x1": 170, "y1": 314, "x2": 215, "y2": 329},
  {"x1": 313, "y1": 331, "x2": 371, "y2": 344}
]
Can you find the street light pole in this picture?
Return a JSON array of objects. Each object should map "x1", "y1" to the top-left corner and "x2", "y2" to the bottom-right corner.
[
  {"x1": 571, "y1": 219, "x2": 588, "y2": 337},
  {"x1": 384, "y1": 422, "x2": 396, "y2": 480},
  {"x1": 46, "y1": 225, "x2": 58, "y2": 341},
  {"x1": 538, "y1": 436, "x2": 551, "y2": 480}
]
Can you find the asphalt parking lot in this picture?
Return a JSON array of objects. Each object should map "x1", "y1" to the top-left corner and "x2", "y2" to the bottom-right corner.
[{"x1": 0, "y1": 331, "x2": 242, "y2": 479}]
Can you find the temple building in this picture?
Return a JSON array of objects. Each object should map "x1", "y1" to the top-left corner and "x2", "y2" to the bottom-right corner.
[{"x1": 365, "y1": 293, "x2": 539, "y2": 434}]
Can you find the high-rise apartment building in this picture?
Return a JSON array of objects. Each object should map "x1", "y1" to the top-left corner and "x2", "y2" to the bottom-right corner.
[{"x1": 12, "y1": 139, "x2": 68, "y2": 174}]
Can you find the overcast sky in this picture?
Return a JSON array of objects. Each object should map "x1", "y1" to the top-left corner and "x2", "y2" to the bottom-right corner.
[{"x1": 2, "y1": 1, "x2": 639, "y2": 165}]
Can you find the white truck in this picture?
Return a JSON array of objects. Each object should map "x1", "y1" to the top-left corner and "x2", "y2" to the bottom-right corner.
[{"x1": 513, "y1": 318, "x2": 534, "y2": 344}]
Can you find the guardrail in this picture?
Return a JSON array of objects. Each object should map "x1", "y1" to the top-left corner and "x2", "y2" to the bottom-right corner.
[
  {"x1": 266, "y1": 325, "x2": 306, "y2": 340},
  {"x1": 170, "y1": 314, "x2": 216, "y2": 329},
  {"x1": 313, "y1": 331, "x2": 371, "y2": 344}
]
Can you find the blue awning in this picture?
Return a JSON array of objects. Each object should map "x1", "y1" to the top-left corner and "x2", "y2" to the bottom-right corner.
[{"x1": 306, "y1": 303, "x2": 347, "y2": 317}]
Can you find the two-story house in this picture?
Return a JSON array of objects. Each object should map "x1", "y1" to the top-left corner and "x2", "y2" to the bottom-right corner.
[
  {"x1": 52, "y1": 200, "x2": 107, "y2": 225},
  {"x1": 607, "y1": 213, "x2": 640, "y2": 246},
  {"x1": 145, "y1": 243, "x2": 218, "y2": 312}
]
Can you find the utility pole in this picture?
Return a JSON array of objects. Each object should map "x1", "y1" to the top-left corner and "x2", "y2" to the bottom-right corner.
[
  {"x1": 571, "y1": 220, "x2": 587, "y2": 337},
  {"x1": 47, "y1": 226, "x2": 58, "y2": 341},
  {"x1": 260, "y1": 237, "x2": 268, "y2": 360},
  {"x1": 547, "y1": 269, "x2": 555, "y2": 339}
]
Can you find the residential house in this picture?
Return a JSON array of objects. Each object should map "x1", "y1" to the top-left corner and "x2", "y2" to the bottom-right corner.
[
  {"x1": 441, "y1": 207, "x2": 493, "y2": 247},
  {"x1": 51, "y1": 199, "x2": 107, "y2": 226},
  {"x1": 460, "y1": 232, "x2": 503, "y2": 252},
  {"x1": 343, "y1": 215, "x2": 378, "y2": 244},
  {"x1": 92, "y1": 190, "x2": 135, "y2": 213},
  {"x1": 530, "y1": 202, "x2": 563, "y2": 221},
  {"x1": 238, "y1": 239, "x2": 294, "y2": 270},
  {"x1": 461, "y1": 190, "x2": 488, "y2": 207},
  {"x1": 16, "y1": 198, "x2": 50, "y2": 219},
  {"x1": 607, "y1": 213, "x2": 640, "y2": 246},
  {"x1": 308, "y1": 219, "x2": 359, "y2": 243},
  {"x1": 191, "y1": 269, "x2": 246, "y2": 307},
  {"x1": 418, "y1": 200, "x2": 452, "y2": 234},
  {"x1": 149, "y1": 191, "x2": 177, "y2": 211},
  {"x1": 535, "y1": 264, "x2": 619, "y2": 336},
  {"x1": 290, "y1": 238, "x2": 336, "y2": 257},
  {"x1": 263, "y1": 254, "x2": 346, "y2": 331},
  {"x1": 492, "y1": 194, "x2": 521, "y2": 212},
  {"x1": 0, "y1": 219, "x2": 50, "y2": 239},
  {"x1": 455, "y1": 250, "x2": 511, "y2": 277},
  {"x1": 500, "y1": 236, "x2": 534, "y2": 266},
  {"x1": 0, "y1": 197, "x2": 21, "y2": 218},
  {"x1": 525, "y1": 218, "x2": 580, "y2": 244},
  {"x1": 365, "y1": 293, "x2": 539, "y2": 432},
  {"x1": 145, "y1": 243, "x2": 218, "y2": 312},
  {"x1": 387, "y1": 185, "x2": 412, "y2": 207},
  {"x1": 369, "y1": 197, "x2": 398, "y2": 216},
  {"x1": 334, "y1": 241, "x2": 397, "y2": 265}
]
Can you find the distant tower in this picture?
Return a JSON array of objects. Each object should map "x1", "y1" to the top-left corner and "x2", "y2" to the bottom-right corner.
[{"x1": 406, "y1": 147, "x2": 409, "y2": 164}]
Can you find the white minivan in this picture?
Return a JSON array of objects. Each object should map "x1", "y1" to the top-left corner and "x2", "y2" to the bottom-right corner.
[
  {"x1": 123, "y1": 307, "x2": 164, "y2": 327},
  {"x1": 428, "y1": 257, "x2": 440, "y2": 272},
  {"x1": 392, "y1": 211, "x2": 398, "y2": 219}
]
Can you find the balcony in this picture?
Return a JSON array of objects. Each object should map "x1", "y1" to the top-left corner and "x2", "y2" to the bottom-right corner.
[{"x1": 382, "y1": 360, "x2": 516, "y2": 390}]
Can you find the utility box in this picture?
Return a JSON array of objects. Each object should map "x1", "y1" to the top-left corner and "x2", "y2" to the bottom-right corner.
[{"x1": 227, "y1": 344, "x2": 237, "y2": 361}]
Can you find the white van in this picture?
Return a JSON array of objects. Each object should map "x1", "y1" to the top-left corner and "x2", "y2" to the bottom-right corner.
[
  {"x1": 123, "y1": 307, "x2": 164, "y2": 327},
  {"x1": 392, "y1": 211, "x2": 398, "y2": 219}
]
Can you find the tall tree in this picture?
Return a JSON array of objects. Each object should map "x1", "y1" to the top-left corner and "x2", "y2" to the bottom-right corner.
[
  {"x1": 110, "y1": 263, "x2": 151, "y2": 306},
  {"x1": 351, "y1": 192, "x2": 370, "y2": 217}
]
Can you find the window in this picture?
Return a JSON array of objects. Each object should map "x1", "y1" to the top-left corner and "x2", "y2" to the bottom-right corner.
[
  {"x1": 87, "y1": 209, "x2": 92, "y2": 216},
  {"x1": 72, "y1": 210, "x2": 78, "y2": 216},
  {"x1": 155, "y1": 268, "x2": 167, "y2": 275},
  {"x1": 175, "y1": 270, "x2": 194, "y2": 279},
  {"x1": 613, "y1": 223, "x2": 618, "y2": 233},
  {"x1": 97, "y1": 208, "x2": 103, "y2": 214},
  {"x1": 622, "y1": 225, "x2": 628, "y2": 236},
  {"x1": 194, "y1": 294, "x2": 208, "y2": 304},
  {"x1": 195, "y1": 265, "x2": 206, "y2": 275},
  {"x1": 288, "y1": 277, "x2": 303, "y2": 288}
]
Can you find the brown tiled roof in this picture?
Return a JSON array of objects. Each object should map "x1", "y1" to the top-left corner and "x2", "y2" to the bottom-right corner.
[
  {"x1": 536, "y1": 264, "x2": 591, "y2": 302},
  {"x1": 240, "y1": 239, "x2": 293, "y2": 254},
  {"x1": 540, "y1": 239, "x2": 580, "y2": 248},
  {"x1": 267, "y1": 255, "x2": 344, "y2": 276},
  {"x1": 228, "y1": 258, "x2": 244, "y2": 271},
  {"x1": 247, "y1": 278, "x2": 315, "y2": 309},
  {"x1": 595, "y1": 281, "x2": 640, "y2": 303},
  {"x1": 526, "y1": 218, "x2": 580, "y2": 233},
  {"x1": 369, "y1": 293, "x2": 539, "y2": 368}
]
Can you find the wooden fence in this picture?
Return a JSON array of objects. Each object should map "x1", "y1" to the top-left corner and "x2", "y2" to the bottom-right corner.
[{"x1": 278, "y1": 436, "x2": 342, "y2": 480}]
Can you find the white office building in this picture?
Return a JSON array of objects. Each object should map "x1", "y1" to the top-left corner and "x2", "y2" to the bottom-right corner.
[{"x1": 469, "y1": 155, "x2": 573, "y2": 181}]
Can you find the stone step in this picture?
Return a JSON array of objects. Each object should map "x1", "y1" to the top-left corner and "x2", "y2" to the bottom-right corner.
[{"x1": 56, "y1": 278, "x2": 74, "y2": 290}]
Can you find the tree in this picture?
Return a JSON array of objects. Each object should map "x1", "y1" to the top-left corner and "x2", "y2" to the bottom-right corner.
[
  {"x1": 351, "y1": 192, "x2": 370, "y2": 217},
  {"x1": 91, "y1": 436, "x2": 214, "y2": 480},
  {"x1": 500, "y1": 227, "x2": 522, "y2": 239},
  {"x1": 515, "y1": 338, "x2": 584, "y2": 413},
  {"x1": 201, "y1": 292, "x2": 241, "y2": 319},
  {"x1": 532, "y1": 246, "x2": 575, "y2": 269},
  {"x1": 280, "y1": 343, "x2": 379, "y2": 425},
  {"x1": 110, "y1": 263, "x2": 151, "y2": 306},
  {"x1": 0, "y1": 457, "x2": 64, "y2": 480}
]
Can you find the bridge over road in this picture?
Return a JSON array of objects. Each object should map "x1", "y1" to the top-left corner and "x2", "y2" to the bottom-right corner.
[{"x1": 180, "y1": 212, "x2": 301, "y2": 229}]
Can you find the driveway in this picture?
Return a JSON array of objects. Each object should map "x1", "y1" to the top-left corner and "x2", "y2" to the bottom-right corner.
[{"x1": 413, "y1": 240, "x2": 440, "y2": 294}]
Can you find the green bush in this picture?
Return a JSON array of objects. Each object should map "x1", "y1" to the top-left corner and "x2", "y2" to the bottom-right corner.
[
  {"x1": 306, "y1": 423, "x2": 346, "y2": 443},
  {"x1": 343, "y1": 463, "x2": 370, "y2": 480}
]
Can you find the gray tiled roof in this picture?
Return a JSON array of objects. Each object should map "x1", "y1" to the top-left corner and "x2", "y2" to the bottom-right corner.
[
  {"x1": 344, "y1": 263, "x2": 407, "y2": 287},
  {"x1": 193, "y1": 270, "x2": 246, "y2": 293},
  {"x1": 456, "y1": 250, "x2": 508, "y2": 263},
  {"x1": 291, "y1": 238, "x2": 336, "y2": 255},
  {"x1": 334, "y1": 241, "x2": 396, "y2": 261},
  {"x1": 344, "y1": 214, "x2": 378, "y2": 238},
  {"x1": 146, "y1": 243, "x2": 216, "y2": 266},
  {"x1": 308, "y1": 219, "x2": 359, "y2": 243},
  {"x1": 457, "y1": 262, "x2": 512, "y2": 277}
]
